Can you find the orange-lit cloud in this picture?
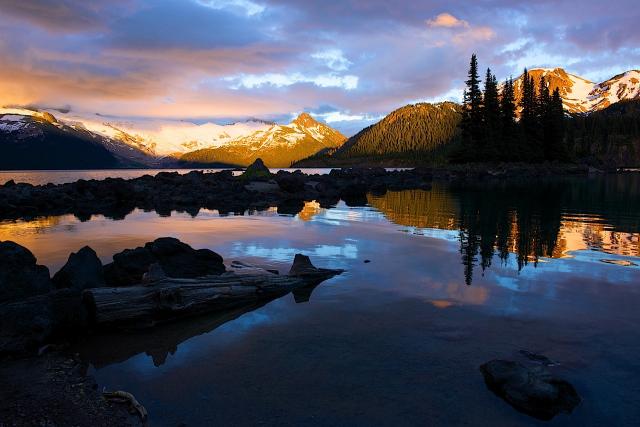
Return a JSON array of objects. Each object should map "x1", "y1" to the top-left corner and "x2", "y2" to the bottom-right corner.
[{"x1": 427, "y1": 13, "x2": 468, "y2": 28}]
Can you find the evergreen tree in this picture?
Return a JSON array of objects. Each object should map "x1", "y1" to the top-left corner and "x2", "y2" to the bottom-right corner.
[
  {"x1": 462, "y1": 54, "x2": 483, "y2": 150},
  {"x1": 548, "y1": 87, "x2": 568, "y2": 160},
  {"x1": 482, "y1": 68, "x2": 500, "y2": 158},
  {"x1": 537, "y1": 75, "x2": 553, "y2": 159},
  {"x1": 520, "y1": 69, "x2": 542, "y2": 160},
  {"x1": 500, "y1": 77, "x2": 517, "y2": 159}
]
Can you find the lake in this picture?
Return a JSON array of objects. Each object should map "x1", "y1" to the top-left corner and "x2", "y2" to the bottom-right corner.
[{"x1": 1, "y1": 172, "x2": 639, "y2": 426}]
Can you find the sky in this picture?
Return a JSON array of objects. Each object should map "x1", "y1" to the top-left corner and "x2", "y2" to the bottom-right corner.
[{"x1": 0, "y1": 0, "x2": 639, "y2": 135}]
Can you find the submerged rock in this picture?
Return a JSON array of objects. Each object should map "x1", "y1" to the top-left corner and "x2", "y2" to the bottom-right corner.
[
  {"x1": 0, "y1": 240, "x2": 52, "y2": 303},
  {"x1": 53, "y1": 246, "x2": 105, "y2": 292},
  {"x1": 480, "y1": 359, "x2": 580, "y2": 420}
]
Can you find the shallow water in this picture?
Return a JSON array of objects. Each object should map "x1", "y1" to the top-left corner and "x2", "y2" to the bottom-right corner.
[{"x1": 1, "y1": 174, "x2": 639, "y2": 426}]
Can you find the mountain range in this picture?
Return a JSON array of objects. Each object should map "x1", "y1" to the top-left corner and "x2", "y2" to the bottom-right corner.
[
  {"x1": 180, "y1": 113, "x2": 346, "y2": 167},
  {"x1": 511, "y1": 68, "x2": 640, "y2": 114},
  {"x1": 0, "y1": 67, "x2": 638, "y2": 169}
]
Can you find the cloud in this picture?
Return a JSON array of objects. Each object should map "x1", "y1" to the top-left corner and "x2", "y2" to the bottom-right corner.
[
  {"x1": 196, "y1": 0, "x2": 266, "y2": 16},
  {"x1": 427, "y1": 13, "x2": 468, "y2": 28},
  {"x1": 311, "y1": 49, "x2": 352, "y2": 71},
  {"x1": 224, "y1": 73, "x2": 359, "y2": 90},
  {"x1": 0, "y1": 0, "x2": 131, "y2": 32},
  {"x1": 425, "y1": 12, "x2": 495, "y2": 45},
  {"x1": 312, "y1": 111, "x2": 380, "y2": 123}
]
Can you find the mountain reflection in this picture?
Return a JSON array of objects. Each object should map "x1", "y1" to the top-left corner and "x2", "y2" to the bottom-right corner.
[{"x1": 368, "y1": 175, "x2": 640, "y2": 285}]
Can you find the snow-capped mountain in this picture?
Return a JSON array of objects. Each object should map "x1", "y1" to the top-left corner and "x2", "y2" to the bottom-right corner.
[
  {"x1": 0, "y1": 107, "x2": 274, "y2": 159},
  {"x1": 0, "y1": 109, "x2": 139, "y2": 169},
  {"x1": 53, "y1": 111, "x2": 273, "y2": 157},
  {"x1": 0, "y1": 108, "x2": 172, "y2": 167},
  {"x1": 180, "y1": 113, "x2": 347, "y2": 167},
  {"x1": 0, "y1": 107, "x2": 346, "y2": 168},
  {"x1": 512, "y1": 68, "x2": 640, "y2": 114}
]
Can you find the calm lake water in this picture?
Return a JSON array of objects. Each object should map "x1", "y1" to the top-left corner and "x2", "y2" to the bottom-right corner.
[{"x1": 1, "y1": 172, "x2": 639, "y2": 426}]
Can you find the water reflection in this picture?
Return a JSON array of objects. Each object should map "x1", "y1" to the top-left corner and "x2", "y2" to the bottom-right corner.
[
  {"x1": 76, "y1": 276, "x2": 329, "y2": 369},
  {"x1": 1, "y1": 175, "x2": 638, "y2": 426},
  {"x1": 369, "y1": 176, "x2": 640, "y2": 285},
  {"x1": 1, "y1": 176, "x2": 638, "y2": 287}
]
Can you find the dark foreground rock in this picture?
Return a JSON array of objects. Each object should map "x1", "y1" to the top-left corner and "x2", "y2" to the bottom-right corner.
[
  {"x1": 480, "y1": 359, "x2": 581, "y2": 420},
  {"x1": 0, "y1": 351, "x2": 139, "y2": 426},
  {"x1": 0, "y1": 241, "x2": 52, "y2": 303},
  {"x1": 53, "y1": 246, "x2": 105, "y2": 292},
  {"x1": 104, "y1": 237, "x2": 226, "y2": 286}
]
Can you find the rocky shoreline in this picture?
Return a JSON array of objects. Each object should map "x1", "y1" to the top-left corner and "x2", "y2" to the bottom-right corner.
[
  {"x1": 0, "y1": 351, "x2": 140, "y2": 427},
  {"x1": 0, "y1": 159, "x2": 592, "y2": 222},
  {"x1": 0, "y1": 233, "x2": 341, "y2": 426}
]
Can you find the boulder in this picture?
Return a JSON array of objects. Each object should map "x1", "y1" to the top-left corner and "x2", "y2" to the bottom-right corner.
[
  {"x1": 0, "y1": 241, "x2": 52, "y2": 303},
  {"x1": 275, "y1": 173, "x2": 306, "y2": 193},
  {"x1": 241, "y1": 158, "x2": 271, "y2": 180},
  {"x1": 480, "y1": 359, "x2": 580, "y2": 420},
  {"x1": 288, "y1": 254, "x2": 316, "y2": 276},
  {"x1": 104, "y1": 238, "x2": 226, "y2": 286},
  {"x1": 104, "y1": 247, "x2": 156, "y2": 286},
  {"x1": 277, "y1": 199, "x2": 305, "y2": 215},
  {"x1": 144, "y1": 237, "x2": 225, "y2": 278},
  {"x1": 52, "y1": 246, "x2": 105, "y2": 292}
]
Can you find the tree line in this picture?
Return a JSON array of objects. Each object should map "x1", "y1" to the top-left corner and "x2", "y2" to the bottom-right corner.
[{"x1": 453, "y1": 54, "x2": 568, "y2": 163}]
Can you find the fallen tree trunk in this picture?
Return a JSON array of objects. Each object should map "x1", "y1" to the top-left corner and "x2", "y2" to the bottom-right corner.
[{"x1": 83, "y1": 254, "x2": 342, "y2": 327}]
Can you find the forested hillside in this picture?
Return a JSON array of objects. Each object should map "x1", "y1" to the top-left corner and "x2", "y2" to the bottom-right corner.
[
  {"x1": 567, "y1": 99, "x2": 640, "y2": 167},
  {"x1": 295, "y1": 102, "x2": 462, "y2": 166}
]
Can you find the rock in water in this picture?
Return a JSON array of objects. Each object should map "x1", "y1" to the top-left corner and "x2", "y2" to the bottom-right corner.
[
  {"x1": 277, "y1": 198, "x2": 305, "y2": 215},
  {"x1": 519, "y1": 349, "x2": 559, "y2": 366},
  {"x1": 242, "y1": 158, "x2": 271, "y2": 180},
  {"x1": 144, "y1": 237, "x2": 225, "y2": 279},
  {"x1": 480, "y1": 359, "x2": 580, "y2": 420},
  {"x1": 52, "y1": 246, "x2": 105, "y2": 292},
  {"x1": 104, "y1": 237, "x2": 226, "y2": 286},
  {"x1": 288, "y1": 254, "x2": 316, "y2": 276},
  {"x1": 0, "y1": 240, "x2": 52, "y2": 303},
  {"x1": 103, "y1": 247, "x2": 156, "y2": 286}
]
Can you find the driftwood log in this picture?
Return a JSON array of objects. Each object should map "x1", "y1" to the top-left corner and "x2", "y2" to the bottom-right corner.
[{"x1": 83, "y1": 254, "x2": 342, "y2": 327}]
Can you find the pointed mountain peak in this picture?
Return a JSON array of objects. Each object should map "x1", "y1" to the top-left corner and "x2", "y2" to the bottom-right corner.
[{"x1": 292, "y1": 112, "x2": 320, "y2": 128}]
